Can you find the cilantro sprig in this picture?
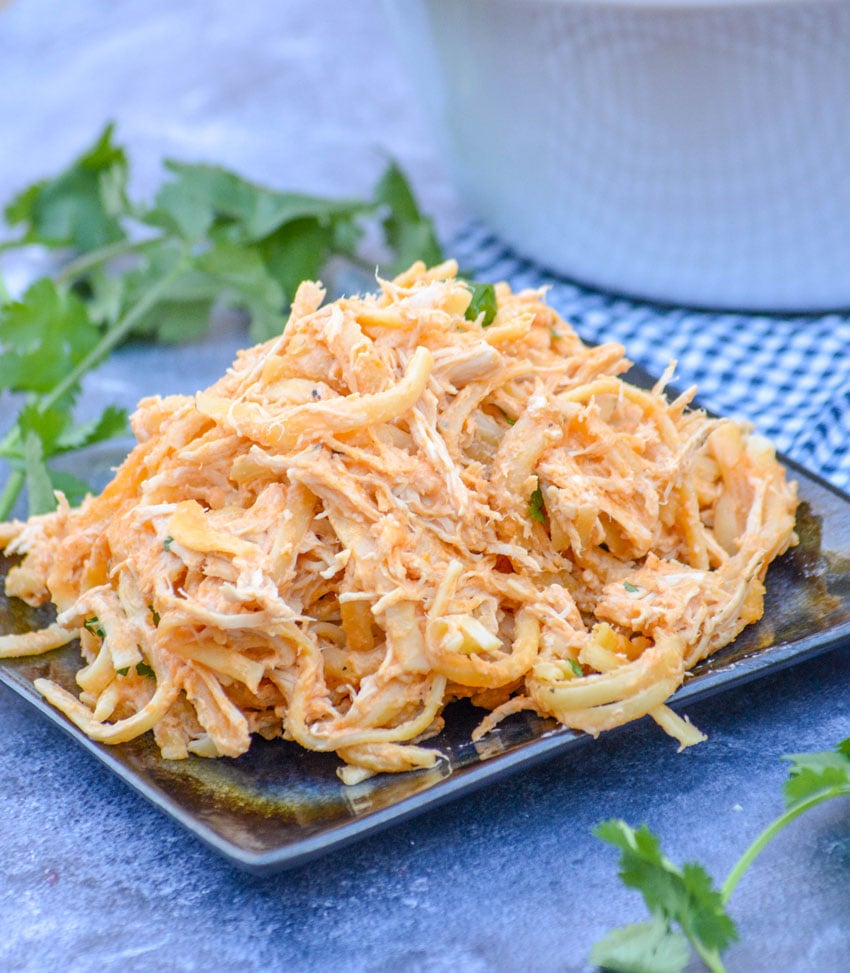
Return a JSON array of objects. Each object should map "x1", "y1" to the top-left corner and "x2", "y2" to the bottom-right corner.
[
  {"x1": 0, "y1": 124, "x2": 443, "y2": 519},
  {"x1": 593, "y1": 738, "x2": 850, "y2": 972},
  {"x1": 592, "y1": 821, "x2": 735, "y2": 973}
]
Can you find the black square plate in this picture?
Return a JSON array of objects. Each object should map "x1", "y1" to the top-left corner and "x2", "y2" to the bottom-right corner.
[{"x1": 1, "y1": 452, "x2": 849, "y2": 875}]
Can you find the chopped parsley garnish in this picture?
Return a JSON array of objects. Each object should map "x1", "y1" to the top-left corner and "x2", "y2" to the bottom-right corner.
[
  {"x1": 624, "y1": 581, "x2": 640, "y2": 593},
  {"x1": 149, "y1": 605, "x2": 161, "y2": 626},
  {"x1": 83, "y1": 616, "x2": 105, "y2": 639},
  {"x1": 116, "y1": 666, "x2": 129, "y2": 676},
  {"x1": 566, "y1": 658, "x2": 583, "y2": 677},
  {"x1": 136, "y1": 662, "x2": 155, "y2": 678},
  {"x1": 163, "y1": 535, "x2": 174, "y2": 551},
  {"x1": 528, "y1": 482, "x2": 547, "y2": 524}
]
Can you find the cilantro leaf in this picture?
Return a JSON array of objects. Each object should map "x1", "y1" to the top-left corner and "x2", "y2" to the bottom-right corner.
[
  {"x1": 15, "y1": 405, "x2": 124, "y2": 509},
  {"x1": 114, "y1": 239, "x2": 286, "y2": 343},
  {"x1": 463, "y1": 281, "x2": 498, "y2": 326},
  {"x1": 21, "y1": 429, "x2": 56, "y2": 516},
  {"x1": 192, "y1": 241, "x2": 286, "y2": 341},
  {"x1": 73, "y1": 265, "x2": 127, "y2": 328},
  {"x1": 147, "y1": 160, "x2": 371, "y2": 245},
  {"x1": 48, "y1": 470, "x2": 95, "y2": 507},
  {"x1": 144, "y1": 162, "x2": 222, "y2": 242},
  {"x1": 106, "y1": 239, "x2": 206, "y2": 342},
  {"x1": 143, "y1": 164, "x2": 372, "y2": 337},
  {"x1": 374, "y1": 160, "x2": 443, "y2": 274},
  {"x1": 11, "y1": 402, "x2": 70, "y2": 459},
  {"x1": 590, "y1": 917, "x2": 690, "y2": 973},
  {"x1": 679, "y1": 863, "x2": 737, "y2": 953},
  {"x1": 594, "y1": 820, "x2": 737, "y2": 968},
  {"x1": 1, "y1": 401, "x2": 127, "y2": 464},
  {"x1": 54, "y1": 405, "x2": 130, "y2": 454},
  {"x1": 783, "y1": 738, "x2": 850, "y2": 810},
  {"x1": 259, "y1": 217, "x2": 336, "y2": 308},
  {"x1": 4, "y1": 123, "x2": 129, "y2": 251},
  {"x1": 0, "y1": 279, "x2": 101, "y2": 392},
  {"x1": 0, "y1": 401, "x2": 123, "y2": 513}
]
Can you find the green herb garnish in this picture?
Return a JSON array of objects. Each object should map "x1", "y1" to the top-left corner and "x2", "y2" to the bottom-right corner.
[
  {"x1": 463, "y1": 280, "x2": 498, "y2": 327},
  {"x1": 83, "y1": 616, "x2": 105, "y2": 640},
  {"x1": 593, "y1": 738, "x2": 850, "y2": 972},
  {"x1": 566, "y1": 658, "x2": 583, "y2": 678},
  {"x1": 528, "y1": 482, "x2": 546, "y2": 524},
  {"x1": 0, "y1": 277, "x2": 131, "y2": 517},
  {"x1": 0, "y1": 124, "x2": 443, "y2": 518},
  {"x1": 373, "y1": 160, "x2": 443, "y2": 275},
  {"x1": 5, "y1": 122, "x2": 129, "y2": 251},
  {"x1": 149, "y1": 605, "x2": 161, "y2": 627},
  {"x1": 623, "y1": 581, "x2": 640, "y2": 593},
  {"x1": 163, "y1": 536, "x2": 174, "y2": 552},
  {"x1": 592, "y1": 821, "x2": 736, "y2": 973},
  {"x1": 136, "y1": 662, "x2": 155, "y2": 678}
]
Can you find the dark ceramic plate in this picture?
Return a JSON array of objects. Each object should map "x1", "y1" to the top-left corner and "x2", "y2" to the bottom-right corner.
[{"x1": 1, "y1": 442, "x2": 850, "y2": 874}]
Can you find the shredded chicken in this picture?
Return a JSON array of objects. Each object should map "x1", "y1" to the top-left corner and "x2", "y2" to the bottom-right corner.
[{"x1": 0, "y1": 261, "x2": 798, "y2": 782}]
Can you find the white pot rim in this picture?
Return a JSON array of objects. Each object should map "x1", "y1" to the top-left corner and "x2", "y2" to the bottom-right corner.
[{"x1": 473, "y1": 0, "x2": 839, "y2": 9}]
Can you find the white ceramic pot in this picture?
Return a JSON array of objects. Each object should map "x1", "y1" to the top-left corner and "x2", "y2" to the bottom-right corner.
[{"x1": 385, "y1": 0, "x2": 850, "y2": 311}]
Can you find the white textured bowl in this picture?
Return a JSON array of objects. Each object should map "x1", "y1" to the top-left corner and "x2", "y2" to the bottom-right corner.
[{"x1": 385, "y1": 0, "x2": 850, "y2": 310}]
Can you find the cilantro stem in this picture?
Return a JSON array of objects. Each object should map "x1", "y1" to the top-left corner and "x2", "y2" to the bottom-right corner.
[
  {"x1": 42, "y1": 257, "x2": 185, "y2": 412},
  {"x1": 721, "y1": 785, "x2": 850, "y2": 904},
  {"x1": 0, "y1": 469, "x2": 25, "y2": 521},
  {"x1": 54, "y1": 235, "x2": 165, "y2": 285},
  {"x1": 692, "y1": 942, "x2": 726, "y2": 973},
  {"x1": 0, "y1": 259, "x2": 185, "y2": 518}
]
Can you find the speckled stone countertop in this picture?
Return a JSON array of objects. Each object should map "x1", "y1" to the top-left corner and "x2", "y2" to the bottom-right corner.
[{"x1": 2, "y1": 2, "x2": 850, "y2": 971}]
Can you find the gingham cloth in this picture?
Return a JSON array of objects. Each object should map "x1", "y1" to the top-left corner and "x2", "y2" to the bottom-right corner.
[{"x1": 452, "y1": 223, "x2": 850, "y2": 494}]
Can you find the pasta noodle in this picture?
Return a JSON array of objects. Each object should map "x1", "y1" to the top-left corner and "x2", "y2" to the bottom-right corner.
[{"x1": 0, "y1": 261, "x2": 798, "y2": 782}]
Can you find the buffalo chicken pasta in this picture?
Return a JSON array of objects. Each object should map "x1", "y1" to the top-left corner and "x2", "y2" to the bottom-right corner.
[{"x1": 0, "y1": 261, "x2": 797, "y2": 782}]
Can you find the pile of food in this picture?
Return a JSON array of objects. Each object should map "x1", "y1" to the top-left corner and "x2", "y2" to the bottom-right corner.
[{"x1": 0, "y1": 261, "x2": 798, "y2": 783}]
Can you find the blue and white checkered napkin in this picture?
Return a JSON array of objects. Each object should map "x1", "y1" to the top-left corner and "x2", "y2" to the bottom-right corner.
[{"x1": 452, "y1": 223, "x2": 850, "y2": 493}]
